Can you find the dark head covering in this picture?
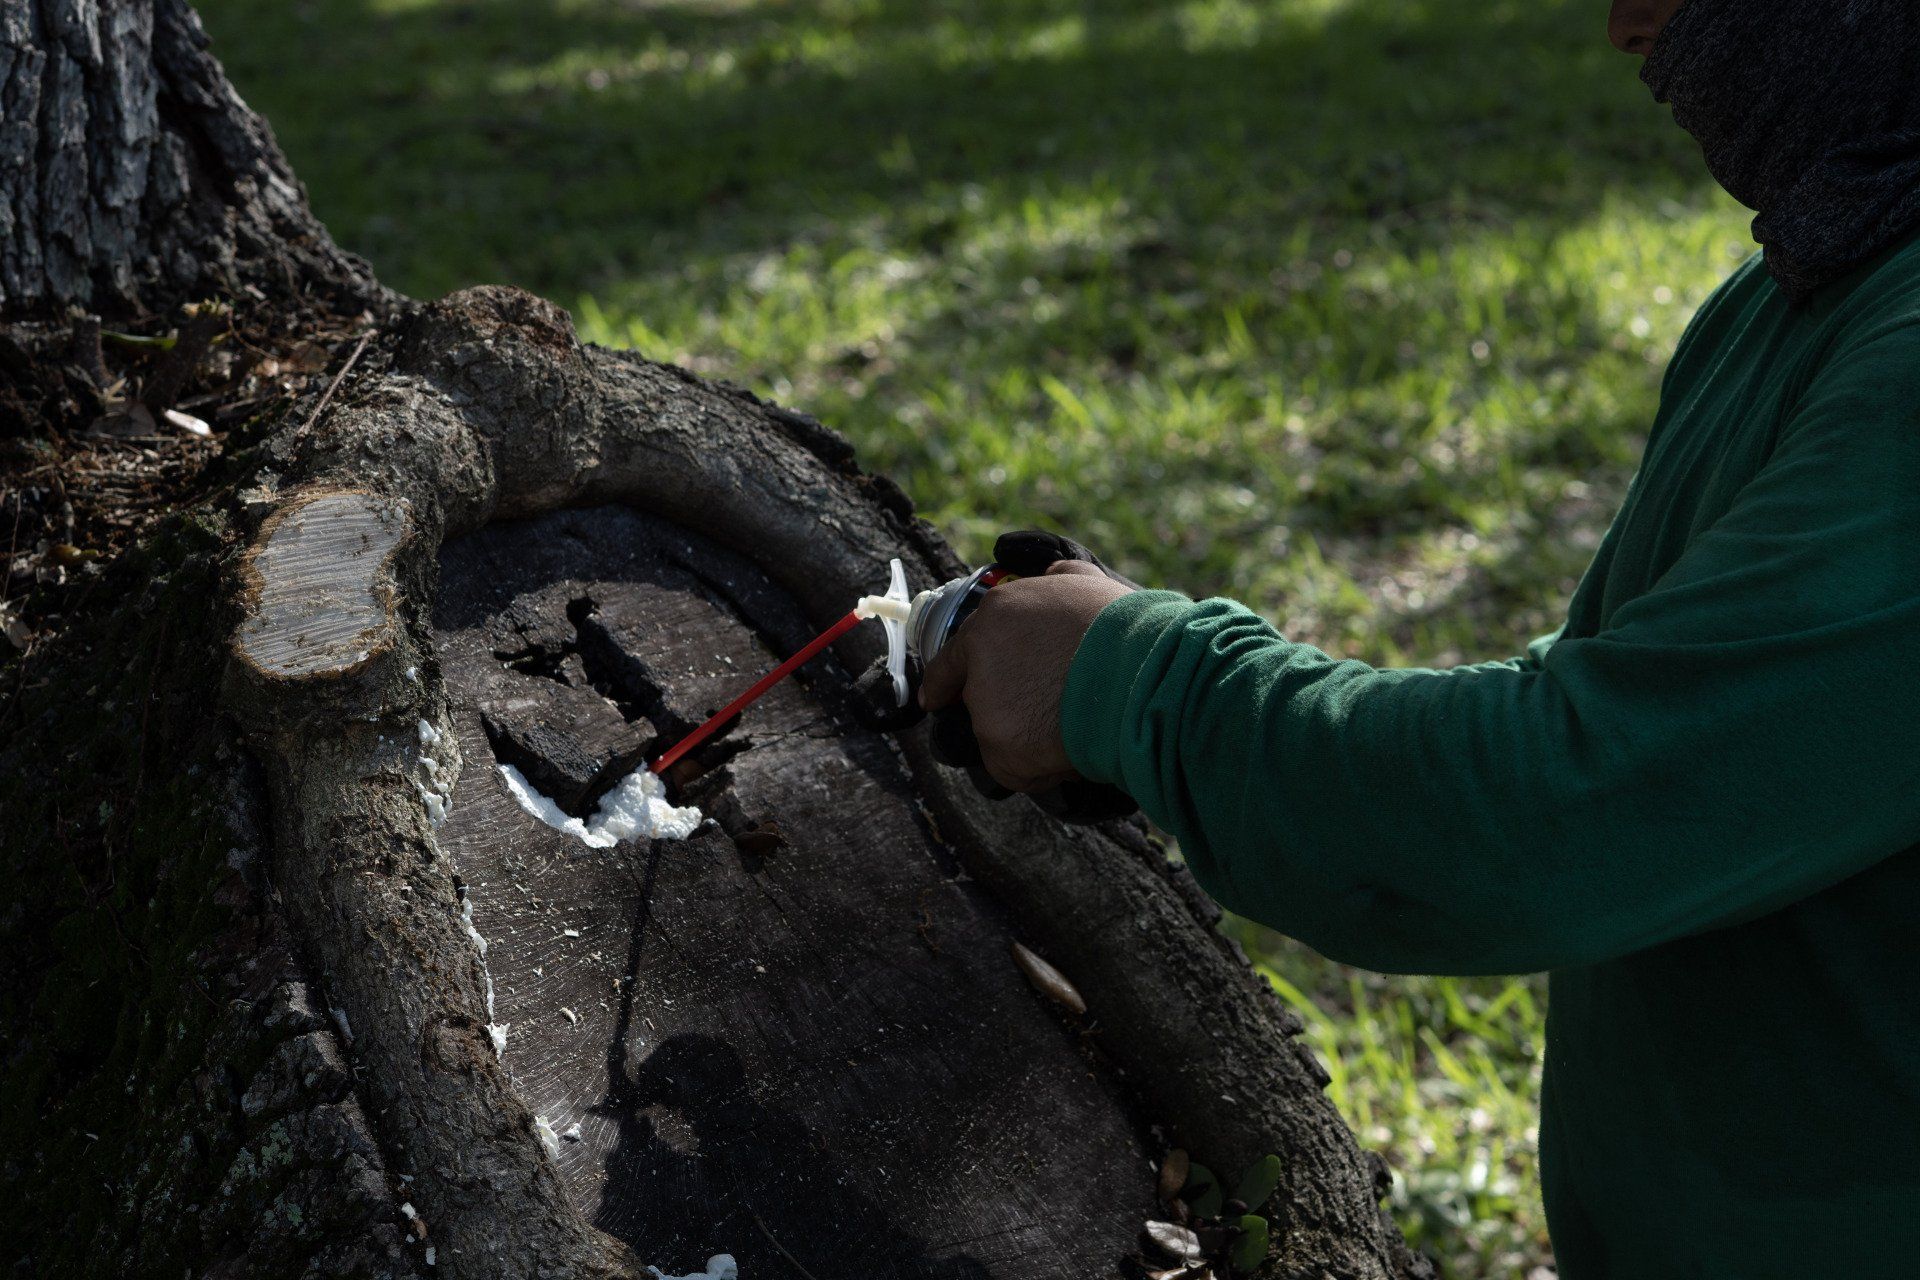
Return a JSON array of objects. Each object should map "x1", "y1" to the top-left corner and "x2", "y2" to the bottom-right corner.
[{"x1": 1642, "y1": 0, "x2": 1920, "y2": 303}]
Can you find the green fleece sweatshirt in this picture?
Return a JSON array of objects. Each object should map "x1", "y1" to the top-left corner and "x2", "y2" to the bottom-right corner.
[{"x1": 1061, "y1": 235, "x2": 1920, "y2": 1279}]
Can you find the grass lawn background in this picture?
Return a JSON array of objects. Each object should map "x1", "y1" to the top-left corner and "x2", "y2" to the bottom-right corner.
[{"x1": 195, "y1": 0, "x2": 1751, "y2": 1272}]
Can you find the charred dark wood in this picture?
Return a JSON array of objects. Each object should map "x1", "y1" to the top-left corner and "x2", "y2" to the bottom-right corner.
[{"x1": 435, "y1": 508, "x2": 1153, "y2": 1277}]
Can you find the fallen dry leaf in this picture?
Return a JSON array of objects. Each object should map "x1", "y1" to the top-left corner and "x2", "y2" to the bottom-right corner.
[
  {"x1": 91, "y1": 401, "x2": 155, "y2": 437},
  {"x1": 1142, "y1": 1219, "x2": 1203, "y2": 1264},
  {"x1": 284, "y1": 340, "x2": 331, "y2": 373},
  {"x1": 1010, "y1": 940, "x2": 1087, "y2": 1015},
  {"x1": 0, "y1": 601, "x2": 30, "y2": 651}
]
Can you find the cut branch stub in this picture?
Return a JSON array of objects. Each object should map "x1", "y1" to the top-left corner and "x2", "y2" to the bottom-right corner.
[{"x1": 232, "y1": 487, "x2": 412, "y2": 714}]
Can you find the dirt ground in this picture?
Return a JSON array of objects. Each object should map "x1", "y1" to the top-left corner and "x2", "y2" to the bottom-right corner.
[{"x1": 1, "y1": 302, "x2": 379, "y2": 653}]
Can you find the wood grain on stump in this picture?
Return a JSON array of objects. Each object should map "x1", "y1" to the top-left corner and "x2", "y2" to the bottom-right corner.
[{"x1": 434, "y1": 505, "x2": 1155, "y2": 1279}]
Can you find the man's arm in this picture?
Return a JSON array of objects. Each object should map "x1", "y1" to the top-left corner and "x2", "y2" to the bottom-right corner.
[
  {"x1": 932, "y1": 329, "x2": 1920, "y2": 976},
  {"x1": 1066, "y1": 330, "x2": 1920, "y2": 975}
]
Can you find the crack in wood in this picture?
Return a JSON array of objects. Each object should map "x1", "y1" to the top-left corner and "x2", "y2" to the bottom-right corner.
[
  {"x1": 434, "y1": 505, "x2": 1156, "y2": 1277},
  {"x1": 196, "y1": 284, "x2": 1423, "y2": 1280}
]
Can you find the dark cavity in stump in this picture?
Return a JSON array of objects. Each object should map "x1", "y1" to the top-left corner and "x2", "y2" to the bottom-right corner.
[{"x1": 435, "y1": 505, "x2": 1155, "y2": 1279}]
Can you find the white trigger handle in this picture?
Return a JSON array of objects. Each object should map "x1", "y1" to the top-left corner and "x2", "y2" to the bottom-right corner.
[
  {"x1": 882, "y1": 558, "x2": 911, "y2": 706},
  {"x1": 853, "y1": 558, "x2": 916, "y2": 707}
]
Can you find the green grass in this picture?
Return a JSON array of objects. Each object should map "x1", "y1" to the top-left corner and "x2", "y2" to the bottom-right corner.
[
  {"x1": 1233, "y1": 921, "x2": 1551, "y2": 1274},
  {"x1": 197, "y1": 0, "x2": 1752, "y2": 1273}
]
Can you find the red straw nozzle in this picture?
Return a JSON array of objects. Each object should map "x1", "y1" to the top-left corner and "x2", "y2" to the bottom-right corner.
[{"x1": 650, "y1": 608, "x2": 864, "y2": 776}]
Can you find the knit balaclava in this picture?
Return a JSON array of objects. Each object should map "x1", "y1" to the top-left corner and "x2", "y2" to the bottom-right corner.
[{"x1": 1641, "y1": 0, "x2": 1920, "y2": 302}]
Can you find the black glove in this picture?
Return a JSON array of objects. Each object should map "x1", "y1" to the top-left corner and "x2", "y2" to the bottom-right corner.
[
  {"x1": 850, "y1": 652, "x2": 926, "y2": 734},
  {"x1": 851, "y1": 532, "x2": 1142, "y2": 825},
  {"x1": 929, "y1": 702, "x2": 1016, "y2": 801},
  {"x1": 944, "y1": 530, "x2": 1141, "y2": 825},
  {"x1": 1032, "y1": 779, "x2": 1143, "y2": 825},
  {"x1": 853, "y1": 660, "x2": 1012, "y2": 800},
  {"x1": 992, "y1": 529, "x2": 1141, "y2": 589}
]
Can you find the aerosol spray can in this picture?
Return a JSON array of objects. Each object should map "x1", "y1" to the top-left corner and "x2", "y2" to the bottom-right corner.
[{"x1": 856, "y1": 562, "x2": 1008, "y2": 706}]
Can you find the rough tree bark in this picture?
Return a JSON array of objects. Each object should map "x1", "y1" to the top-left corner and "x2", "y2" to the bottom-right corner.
[
  {"x1": 0, "y1": 0, "x2": 384, "y2": 318},
  {"x1": 0, "y1": 6, "x2": 1437, "y2": 1280}
]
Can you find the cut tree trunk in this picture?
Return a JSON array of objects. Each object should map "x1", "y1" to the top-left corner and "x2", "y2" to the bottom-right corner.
[
  {"x1": 4, "y1": 285, "x2": 1432, "y2": 1280},
  {"x1": 0, "y1": 3, "x2": 1439, "y2": 1277}
]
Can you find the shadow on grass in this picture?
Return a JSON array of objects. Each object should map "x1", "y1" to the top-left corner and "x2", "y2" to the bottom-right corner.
[
  {"x1": 204, "y1": 0, "x2": 1713, "y2": 298},
  {"x1": 202, "y1": 0, "x2": 1730, "y2": 672}
]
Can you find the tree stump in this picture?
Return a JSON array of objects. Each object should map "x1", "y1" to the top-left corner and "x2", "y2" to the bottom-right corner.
[
  {"x1": 207, "y1": 286, "x2": 1429, "y2": 1278},
  {"x1": 1, "y1": 4, "x2": 1436, "y2": 1274}
]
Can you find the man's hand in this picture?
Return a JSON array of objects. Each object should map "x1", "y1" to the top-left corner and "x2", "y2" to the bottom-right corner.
[{"x1": 919, "y1": 560, "x2": 1134, "y2": 792}]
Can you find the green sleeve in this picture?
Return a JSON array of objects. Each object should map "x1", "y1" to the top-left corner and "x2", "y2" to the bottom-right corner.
[
  {"x1": 1061, "y1": 336, "x2": 1920, "y2": 976},
  {"x1": 1453, "y1": 628, "x2": 1563, "y2": 676}
]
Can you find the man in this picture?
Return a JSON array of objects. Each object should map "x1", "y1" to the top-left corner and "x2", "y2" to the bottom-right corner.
[{"x1": 919, "y1": 2, "x2": 1920, "y2": 1276}]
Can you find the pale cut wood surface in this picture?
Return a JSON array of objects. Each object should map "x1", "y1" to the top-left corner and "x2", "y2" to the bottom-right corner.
[{"x1": 235, "y1": 489, "x2": 408, "y2": 680}]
